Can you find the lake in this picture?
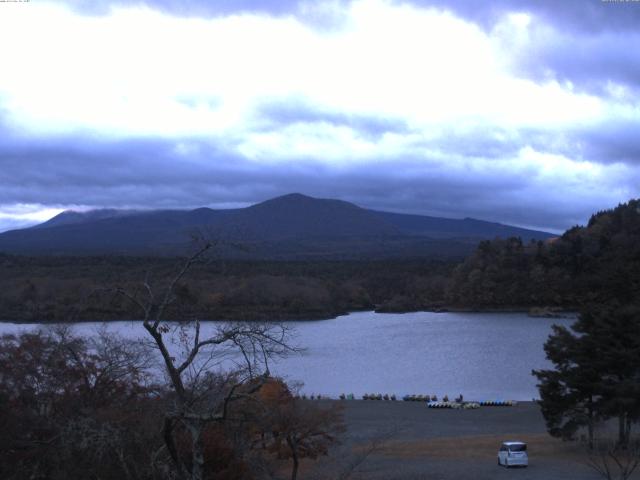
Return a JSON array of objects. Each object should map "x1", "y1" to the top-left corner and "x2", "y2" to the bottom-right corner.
[{"x1": 0, "y1": 311, "x2": 574, "y2": 401}]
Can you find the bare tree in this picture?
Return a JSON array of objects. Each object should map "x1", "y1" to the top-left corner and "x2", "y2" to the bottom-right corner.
[{"x1": 112, "y1": 243, "x2": 298, "y2": 480}]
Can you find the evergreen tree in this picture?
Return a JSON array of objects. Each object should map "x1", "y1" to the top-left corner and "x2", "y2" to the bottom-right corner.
[
  {"x1": 580, "y1": 305, "x2": 640, "y2": 446},
  {"x1": 534, "y1": 304, "x2": 640, "y2": 448},
  {"x1": 533, "y1": 323, "x2": 600, "y2": 448}
]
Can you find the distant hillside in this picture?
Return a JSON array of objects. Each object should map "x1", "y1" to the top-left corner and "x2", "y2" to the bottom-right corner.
[
  {"x1": 0, "y1": 193, "x2": 553, "y2": 258},
  {"x1": 32, "y1": 209, "x2": 140, "y2": 229},
  {"x1": 372, "y1": 210, "x2": 549, "y2": 240},
  {"x1": 447, "y1": 199, "x2": 640, "y2": 309}
]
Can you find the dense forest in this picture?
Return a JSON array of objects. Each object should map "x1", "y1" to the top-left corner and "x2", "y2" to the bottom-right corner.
[
  {"x1": 0, "y1": 256, "x2": 454, "y2": 322},
  {"x1": 1, "y1": 199, "x2": 639, "y2": 322},
  {"x1": 446, "y1": 199, "x2": 640, "y2": 310}
]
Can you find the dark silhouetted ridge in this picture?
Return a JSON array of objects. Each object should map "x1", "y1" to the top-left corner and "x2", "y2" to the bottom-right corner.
[{"x1": 0, "y1": 194, "x2": 554, "y2": 258}]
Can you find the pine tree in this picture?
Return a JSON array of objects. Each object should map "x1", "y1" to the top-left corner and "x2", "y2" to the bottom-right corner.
[{"x1": 534, "y1": 303, "x2": 640, "y2": 448}]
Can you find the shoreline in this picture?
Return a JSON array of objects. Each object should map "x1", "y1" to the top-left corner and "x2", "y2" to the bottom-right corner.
[{"x1": 0, "y1": 306, "x2": 577, "y2": 324}]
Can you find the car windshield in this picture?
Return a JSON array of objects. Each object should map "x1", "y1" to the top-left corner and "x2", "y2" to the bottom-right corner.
[{"x1": 508, "y1": 444, "x2": 527, "y2": 452}]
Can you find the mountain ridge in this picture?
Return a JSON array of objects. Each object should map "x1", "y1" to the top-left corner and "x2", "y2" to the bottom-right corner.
[{"x1": 0, "y1": 193, "x2": 554, "y2": 258}]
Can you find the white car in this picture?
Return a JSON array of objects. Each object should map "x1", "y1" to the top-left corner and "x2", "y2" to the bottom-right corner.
[{"x1": 498, "y1": 441, "x2": 528, "y2": 468}]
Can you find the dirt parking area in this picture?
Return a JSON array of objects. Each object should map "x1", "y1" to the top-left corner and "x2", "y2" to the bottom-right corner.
[{"x1": 301, "y1": 400, "x2": 638, "y2": 480}]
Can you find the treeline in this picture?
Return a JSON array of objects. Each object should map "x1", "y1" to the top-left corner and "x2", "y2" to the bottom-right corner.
[
  {"x1": 0, "y1": 256, "x2": 455, "y2": 322},
  {"x1": 446, "y1": 199, "x2": 640, "y2": 310}
]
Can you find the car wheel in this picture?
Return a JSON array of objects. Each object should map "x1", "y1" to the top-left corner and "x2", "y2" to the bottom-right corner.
[{"x1": 505, "y1": 459, "x2": 509, "y2": 468}]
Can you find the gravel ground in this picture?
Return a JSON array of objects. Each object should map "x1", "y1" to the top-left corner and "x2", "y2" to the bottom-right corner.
[{"x1": 302, "y1": 400, "x2": 638, "y2": 480}]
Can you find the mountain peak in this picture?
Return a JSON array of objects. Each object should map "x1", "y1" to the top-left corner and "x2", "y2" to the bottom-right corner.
[
  {"x1": 276, "y1": 193, "x2": 313, "y2": 201},
  {"x1": 254, "y1": 193, "x2": 362, "y2": 210},
  {"x1": 257, "y1": 193, "x2": 318, "y2": 205}
]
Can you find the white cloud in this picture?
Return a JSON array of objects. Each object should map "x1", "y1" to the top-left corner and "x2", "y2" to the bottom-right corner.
[
  {"x1": 0, "y1": 204, "x2": 65, "y2": 233},
  {"x1": 0, "y1": 0, "x2": 607, "y2": 140},
  {"x1": 0, "y1": 0, "x2": 638, "y2": 232}
]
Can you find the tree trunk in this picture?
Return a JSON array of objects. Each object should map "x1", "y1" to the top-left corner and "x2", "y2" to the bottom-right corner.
[
  {"x1": 164, "y1": 418, "x2": 188, "y2": 480},
  {"x1": 188, "y1": 421, "x2": 205, "y2": 480},
  {"x1": 588, "y1": 397, "x2": 594, "y2": 450},
  {"x1": 287, "y1": 436, "x2": 299, "y2": 480},
  {"x1": 619, "y1": 412, "x2": 628, "y2": 448}
]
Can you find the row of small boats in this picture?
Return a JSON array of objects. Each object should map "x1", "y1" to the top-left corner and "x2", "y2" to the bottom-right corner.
[
  {"x1": 478, "y1": 400, "x2": 515, "y2": 406},
  {"x1": 360, "y1": 393, "x2": 397, "y2": 400},
  {"x1": 427, "y1": 402, "x2": 480, "y2": 409},
  {"x1": 304, "y1": 394, "x2": 515, "y2": 406},
  {"x1": 403, "y1": 394, "x2": 453, "y2": 402}
]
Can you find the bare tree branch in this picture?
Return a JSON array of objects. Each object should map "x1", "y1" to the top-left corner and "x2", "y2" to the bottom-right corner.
[{"x1": 102, "y1": 241, "x2": 300, "y2": 480}]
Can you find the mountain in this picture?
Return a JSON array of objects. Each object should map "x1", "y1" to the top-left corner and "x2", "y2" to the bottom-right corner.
[{"x1": 0, "y1": 193, "x2": 553, "y2": 258}]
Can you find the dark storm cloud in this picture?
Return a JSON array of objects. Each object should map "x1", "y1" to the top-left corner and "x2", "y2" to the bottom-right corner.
[
  {"x1": 503, "y1": 118, "x2": 640, "y2": 166},
  {"x1": 570, "y1": 118, "x2": 640, "y2": 165},
  {"x1": 414, "y1": 0, "x2": 640, "y2": 33},
  {"x1": 507, "y1": 28, "x2": 640, "y2": 97},
  {"x1": 60, "y1": 0, "x2": 640, "y2": 31},
  {"x1": 0, "y1": 127, "x2": 621, "y2": 233},
  {"x1": 410, "y1": 0, "x2": 640, "y2": 96},
  {"x1": 0, "y1": 132, "x2": 341, "y2": 210},
  {"x1": 255, "y1": 99, "x2": 409, "y2": 140}
]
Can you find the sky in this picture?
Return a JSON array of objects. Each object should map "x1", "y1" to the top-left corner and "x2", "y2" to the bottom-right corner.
[{"x1": 1, "y1": 0, "x2": 639, "y2": 234}]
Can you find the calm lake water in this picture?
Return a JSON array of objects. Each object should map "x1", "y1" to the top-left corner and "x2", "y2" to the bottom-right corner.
[{"x1": 0, "y1": 311, "x2": 574, "y2": 401}]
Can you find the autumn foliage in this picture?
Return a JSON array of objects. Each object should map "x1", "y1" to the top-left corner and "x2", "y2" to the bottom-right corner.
[{"x1": 0, "y1": 330, "x2": 343, "y2": 480}]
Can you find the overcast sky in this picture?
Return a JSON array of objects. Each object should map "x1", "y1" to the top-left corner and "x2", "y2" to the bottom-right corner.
[{"x1": 1, "y1": 0, "x2": 639, "y2": 233}]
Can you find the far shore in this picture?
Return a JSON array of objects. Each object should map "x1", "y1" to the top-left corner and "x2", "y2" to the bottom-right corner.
[{"x1": 0, "y1": 306, "x2": 578, "y2": 324}]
